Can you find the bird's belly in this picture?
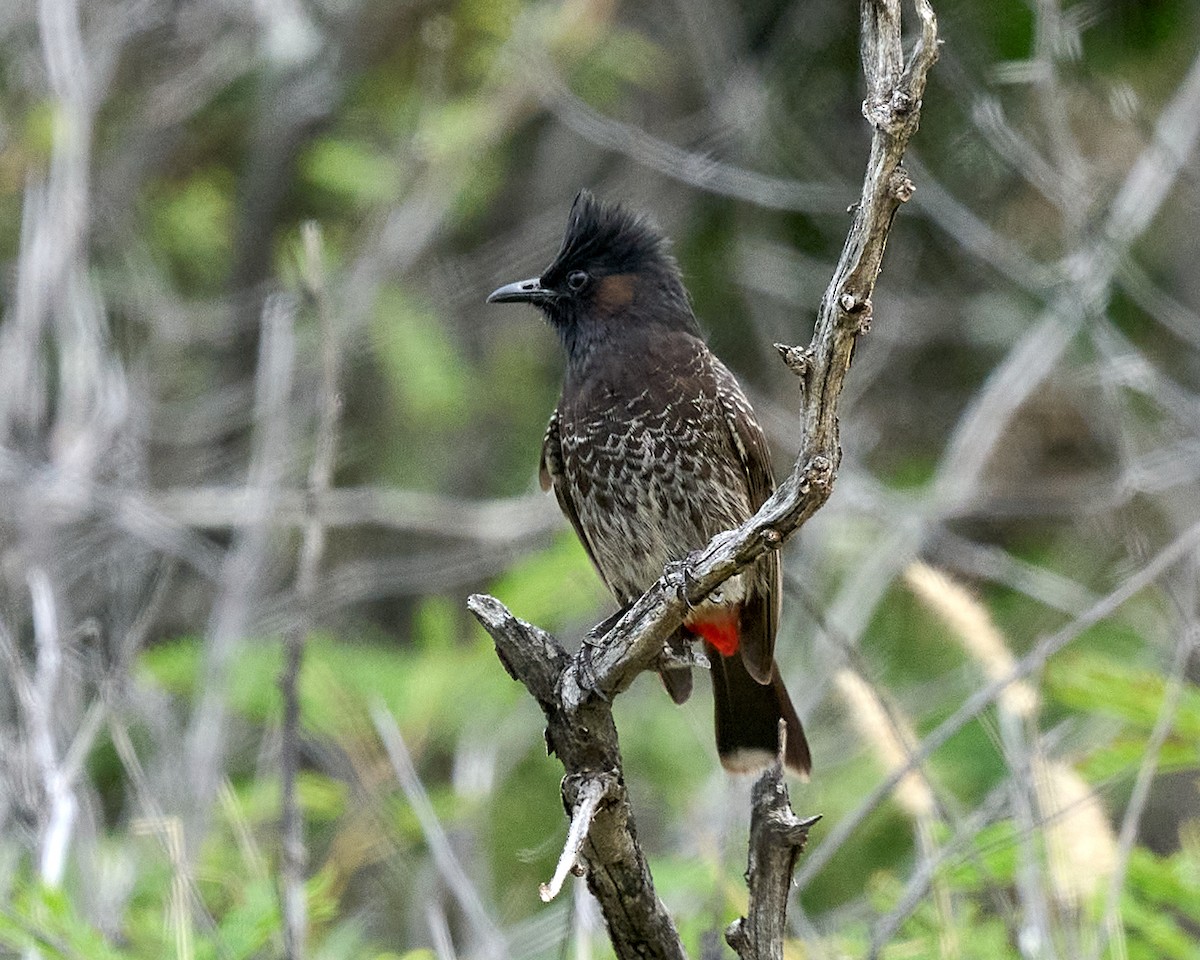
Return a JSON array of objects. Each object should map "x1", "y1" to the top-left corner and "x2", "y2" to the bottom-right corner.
[{"x1": 561, "y1": 416, "x2": 751, "y2": 603}]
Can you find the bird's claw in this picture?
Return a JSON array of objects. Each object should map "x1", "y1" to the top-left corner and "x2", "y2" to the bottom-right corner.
[
  {"x1": 575, "y1": 642, "x2": 610, "y2": 703},
  {"x1": 657, "y1": 642, "x2": 710, "y2": 671},
  {"x1": 662, "y1": 555, "x2": 702, "y2": 608}
]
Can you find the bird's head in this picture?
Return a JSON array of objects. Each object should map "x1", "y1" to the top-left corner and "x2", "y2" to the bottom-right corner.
[{"x1": 487, "y1": 190, "x2": 698, "y2": 361}]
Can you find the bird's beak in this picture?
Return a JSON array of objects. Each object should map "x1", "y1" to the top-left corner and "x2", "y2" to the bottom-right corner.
[{"x1": 486, "y1": 277, "x2": 554, "y2": 305}]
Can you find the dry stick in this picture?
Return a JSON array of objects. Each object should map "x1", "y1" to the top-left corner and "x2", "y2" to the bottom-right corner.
[
  {"x1": 542, "y1": 72, "x2": 846, "y2": 215},
  {"x1": 185, "y1": 294, "x2": 296, "y2": 845},
  {"x1": 371, "y1": 702, "x2": 509, "y2": 960},
  {"x1": 908, "y1": 564, "x2": 1052, "y2": 956},
  {"x1": 868, "y1": 783, "x2": 1011, "y2": 958},
  {"x1": 467, "y1": 597, "x2": 687, "y2": 960},
  {"x1": 109, "y1": 717, "x2": 232, "y2": 960},
  {"x1": 0, "y1": 449, "x2": 228, "y2": 581},
  {"x1": 469, "y1": 2, "x2": 938, "y2": 957},
  {"x1": 427, "y1": 900, "x2": 461, "y2": 960},
  {"x1": 571, "y1": 875, "x2": 595, "y2": 960},
  {"x1": 795, "y1": 41, "x2": 1200, "y2": 900},
  {"x1": 540, "y1": 776, "x2": 613, "y2": 903},
  {"x1": 151, "y1": 486, "x2": 559, "y2": 542},
  {"x1": 726, "y1": 726, "x2": 821, "y2": 960},
  {"x1": 280, "y1": 223, "x2": 343, "y2": 960},
  {"x1": 26, "y1": 568, "x2": 74, "y2": 888}
]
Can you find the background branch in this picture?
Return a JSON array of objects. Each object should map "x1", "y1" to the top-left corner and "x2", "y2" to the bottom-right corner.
[{"x1": 280, "y1": 222, "x2": 343, "y2": 960}]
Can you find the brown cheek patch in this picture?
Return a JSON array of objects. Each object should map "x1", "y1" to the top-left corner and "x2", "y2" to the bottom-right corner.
[{"x1": 594, "y1": 273, "x2": 636, "y2": 312}]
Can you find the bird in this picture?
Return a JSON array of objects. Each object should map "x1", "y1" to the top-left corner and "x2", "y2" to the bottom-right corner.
[{"x1": 487, "y1": 189, "x2": 810, "y2": 778}]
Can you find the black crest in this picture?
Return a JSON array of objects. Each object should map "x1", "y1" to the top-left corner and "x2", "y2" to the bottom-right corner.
[{"x1": 543, "y1": 189, "x2": 675, "y2": 285}]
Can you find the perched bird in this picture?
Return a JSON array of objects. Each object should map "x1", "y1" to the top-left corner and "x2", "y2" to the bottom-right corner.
[{"x1": 488, "y1": 190, "x2": 810, "y2": 777}]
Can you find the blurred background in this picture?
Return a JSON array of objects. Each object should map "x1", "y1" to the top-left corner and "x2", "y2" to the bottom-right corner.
[{"x1": 1, "y1": 0, "x2": 1198, "y2": 957}]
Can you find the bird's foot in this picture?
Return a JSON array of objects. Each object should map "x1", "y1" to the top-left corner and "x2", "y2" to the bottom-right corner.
[
  {"x1": 575, "y1": 641, "x2": 610, "y2": 703},
  {"x1": 662, "y1": 554, "x2": 702, "y2": 608},
  {"x1": 657, "y1": 642, "x2": 710, "y2": 671},
  {"x1": 574, "y1": 608, "x2": 625, "y2": 703}
]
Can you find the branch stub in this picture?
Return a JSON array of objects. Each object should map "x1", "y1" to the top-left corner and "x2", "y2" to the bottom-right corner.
[
  {"x1": 774, "y1": 342, "x2": 814, "y2": 381},
  {"x1": 889, "y1": 166, "x2": 916, "y2": 202}
]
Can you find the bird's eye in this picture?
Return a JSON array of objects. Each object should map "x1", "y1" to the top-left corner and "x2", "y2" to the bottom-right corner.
[{"x1": 566, "y1": 270, "x2": 589, "y2": 292}]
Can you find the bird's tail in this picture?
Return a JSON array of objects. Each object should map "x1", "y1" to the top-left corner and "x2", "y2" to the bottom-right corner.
[{"x1": 707, "y1": 642, "x2": 811, "y2": 778}]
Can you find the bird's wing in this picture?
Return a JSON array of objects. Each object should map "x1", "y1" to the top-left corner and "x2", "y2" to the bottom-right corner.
[
  {"x1": 709, "y1": 359, "x2": 775, "y2": 510},
  {"x1": 537, "y1": 407, "x2": 562, "y2": 493},
  {"x1": 539, "y1": 407, "x2": 605, "y2": 578},
  {"x1": 710, "y1": 355, "x2": 781, "y2": 684}
]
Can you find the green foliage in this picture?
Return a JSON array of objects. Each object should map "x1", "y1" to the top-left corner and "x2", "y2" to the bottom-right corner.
[
  {"x1": 0, "y1": 884, "x2": 126, "y2": 959},
  {"x1": 147, "y1": 170, "x2": 236, "y2": 291},
  {"x1": 129, "y1": 623, "x2": 561, "y2": 955},
  {"x1": 372, "y1": 287, "x2": 471, "y2": 424},
  {"x1": 490, "y1": 532, "x2": 609, "y2": 629},
  {"x1": 1046, "y1": 651, "x2": 1200, "y2": 743},
  {"x1": 302, "y1": 138, "x2": 401, "y2": 210},
  {"x1": 141, "y1": 630, "x2": 521, "y2": 743},
  {"x1": 21, "y1": 100, "x2": 58, "y2": 166},
  {"x1": 1127, "y1": 837, "x2": 1200, "y2": 934}
]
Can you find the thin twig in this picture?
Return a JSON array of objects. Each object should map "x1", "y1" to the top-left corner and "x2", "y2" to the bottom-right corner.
[
  {"x1": 280, "y1": 223, "x2": 343, "y2": 960},
  {"x1": 571, "y1": 875, "x2": 595, "y2": 960},
  {"x1": 797, "y1": 47, "x2": 1200, "y2": 902},
  {"x1": 539, "y1": 67, "x2": 847, "y2": 214},
  {"x1": 130, "y1": 817, "x2": 195, "y2": 960},
  {"x1": 149, "y1": 486, "x2": 559, "y2": 541},
  {"x1": 868, "y1": 784, "x2": 1011, "y2": 957},
  {"x1": 27, "y1": 568, "x2": 74, "y2": 888},
  {"x1": 540, "y1": 777, "x2": 611, "y2": 903},
  {"x1": 1094, "y1": 619, "x2": 1200, "y2": 960},
  {"x1": 371, "y1": 701, "x2": 509, "y2": 960},
  {"x1": 185, "y1": 293, "x2": 297, "y2": 847},
  {"x1": 427, "y1": 900, "x2": 461, "y2": 960},
  {"x1": 109, "y1": 717, "x2": 232, "y2": 959}
]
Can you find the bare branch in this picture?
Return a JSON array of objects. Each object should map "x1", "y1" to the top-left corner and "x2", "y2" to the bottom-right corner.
[
  {"x1": 469, "y1": 1, "x2": 940, "y2": 954},
  {"x1": 540, "y1": 776, "x2": 613, "y2": 904},
  {"x1": 185, "y1": 294, "x2": 297, "y2": 844},
  {"x1": 795, "y1": 518, "x2": 1200, "y2": 890},
  {"x1": 540, "y1": 68, "x2": 847, "y2": 214},
  {"x1": 280, "y1": 222, "x2": 343, "y2": 960},
  {"x1": 1094, "y1": 618, "x2": 1200, "y2": 959},
  {"x1": 867, "y1": 784, "x2": 1011, "y2": 957},
  {"x1": 1102, "y1": 47, "x2": 1200, "y2": 248},
  {"x1": 726, "y1": 737, "x2": 821, "y2": 960},
  {"x1": 27, "y1": 567, "x2": 76, "y2": 887},
  {"x1": 467, "y1": 596, "x2": 686, "y2": 960},
  {"x1": 372, "y1": 701, "x2": 509, "y2": 960},
  {"x1": 149, "y1": 486, "x2": 560, "y2": 542}
]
